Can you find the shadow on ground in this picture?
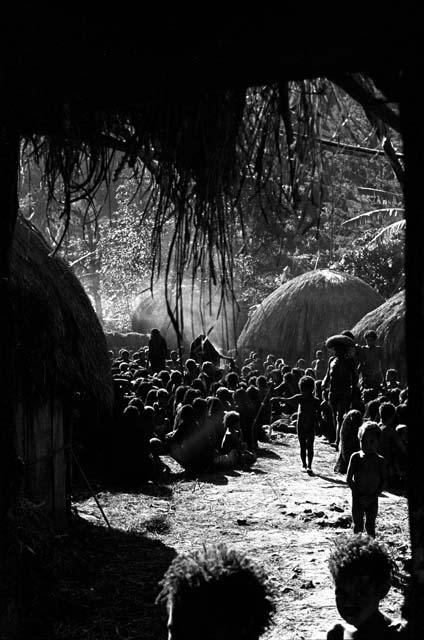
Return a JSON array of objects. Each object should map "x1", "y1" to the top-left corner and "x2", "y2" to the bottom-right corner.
[{"x1": 30, "y1": 516, "x2": 176, "y2": 640}]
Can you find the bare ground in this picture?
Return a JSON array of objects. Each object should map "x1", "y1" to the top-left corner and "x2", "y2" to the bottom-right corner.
[{"x1": 48, "y1": 433, "x2": 409, "y2": 640}]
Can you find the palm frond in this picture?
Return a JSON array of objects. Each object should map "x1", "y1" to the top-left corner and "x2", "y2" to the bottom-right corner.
[
  {"x1": 342, "y1": 207, "x2": 404, "y2": 228},
  {"x1": 368, "y1": 219, "x2": 406, "y2": 248}
]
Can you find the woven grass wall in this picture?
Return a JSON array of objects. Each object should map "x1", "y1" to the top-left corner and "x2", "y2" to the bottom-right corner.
[
  {"x1": 237, "y1": 269, "x2": 384, "y2": 364},
  {"x1": 351, "y1": 290, "x2": 405, "y2": 381}
]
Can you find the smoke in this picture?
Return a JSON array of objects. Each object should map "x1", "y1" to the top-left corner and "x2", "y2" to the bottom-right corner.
[{"x1": 131, "y1": 277, "x2": 247, "y2": 351}]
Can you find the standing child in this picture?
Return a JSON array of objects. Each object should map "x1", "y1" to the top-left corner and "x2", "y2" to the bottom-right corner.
[
  {"x1": 281, "y1": 375, "x2": 320, "y2": 475},
  {"x1": 313, "y1": 535, "x2": 406, "y2": 638},
  {"x1": 346, "y1": 422, "x2": 387, "y2": 537}
]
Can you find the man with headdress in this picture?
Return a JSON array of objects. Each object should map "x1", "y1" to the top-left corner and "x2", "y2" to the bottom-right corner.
[
  {"x1": 190, "y1": 333, "x2": 225, "y2": 367},
  {"x1": 322, "y1": 334, "x2": 359, "y2": 450},
  {"x1": 148, "y1": 328, "x2": 168, "y2": 373}
]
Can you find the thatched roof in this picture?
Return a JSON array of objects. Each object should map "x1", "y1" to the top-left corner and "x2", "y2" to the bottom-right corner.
[
  {"x1": 2, "y1": 10, "x2": 408, "y2": 335},
  {"x1": 10, "y1": 217, "x2": 113, "y2": 414},
  {"x1": 131, "y1": 284, "x2": 248, "y2": 351},
  {"x1": 351, "y1": 290, "x2": 406, "y2": 380},
  {"x1": 237, "y1": 269, "x2": 384, "y2": 363}
]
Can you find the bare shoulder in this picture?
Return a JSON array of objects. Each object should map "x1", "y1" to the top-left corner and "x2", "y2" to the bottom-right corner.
[{"x1": 311, "y1": 623, "x2": 345, "y2": 639}]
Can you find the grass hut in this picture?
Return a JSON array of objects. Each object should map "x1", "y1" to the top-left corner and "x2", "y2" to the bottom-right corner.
[
  {"x1": 237, "y1": 269, "x2": 384, "y2": 364},
  {"x1": 351, "y1": 290, "x2": 406, "y2": 381},
  {"x1": 10, "y1": 217, "x2": 113, "y2": 528},
  {"x1": 131, "y1": 284, "x2": 248, "y2": 352}
]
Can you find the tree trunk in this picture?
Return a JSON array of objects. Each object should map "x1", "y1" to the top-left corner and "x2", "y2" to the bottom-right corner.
[{"x1": 402, "y1": 64, "x2": 424, "y2": 637}]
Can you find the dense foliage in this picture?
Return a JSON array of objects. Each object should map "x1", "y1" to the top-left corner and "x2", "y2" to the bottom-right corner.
[{"x1": 19, "y1": 80, "x2": 404, "y2": 329}]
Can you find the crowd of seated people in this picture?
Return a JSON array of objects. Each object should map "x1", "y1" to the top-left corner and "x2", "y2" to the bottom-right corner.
[{"x1": 108, "y1": 328, "x2": 407, "y2": 495}]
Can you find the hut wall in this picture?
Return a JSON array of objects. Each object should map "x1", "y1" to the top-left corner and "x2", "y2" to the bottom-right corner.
[{"x1": 14, "y1": 397, "x2": 69, "y2": 529}]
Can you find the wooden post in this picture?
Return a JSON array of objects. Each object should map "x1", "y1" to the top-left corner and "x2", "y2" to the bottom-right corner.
[
  {"x1": 0, "y1": 118, "x2": 23, "y2": 639},
  {"x1": 0, "y1": 123, "x2": 20, "y2": 524},
  {"x1": 402, "y1": 63, "x2": 424, "y2": 636}
]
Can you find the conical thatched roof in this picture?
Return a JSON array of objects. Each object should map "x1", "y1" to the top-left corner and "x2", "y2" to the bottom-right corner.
[
  {"x1": 10, "y1": 217, "x2": 113, "y2": 415},
  {"x1": 237, "y1": 269, "x2": 384, "y2": 364},
  {"x1": 351, "y1": 290, "x2": 405, "y2": 381},
  {"x1": 131, "y1": 283, "x2": 248, "y2": 351}
]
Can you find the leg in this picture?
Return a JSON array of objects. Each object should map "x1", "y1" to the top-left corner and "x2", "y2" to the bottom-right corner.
[
  {"x1": 365, "y1": 499, "x2": 378, "y2": 537},
  {"x1": 351, "y1": 495, "x2": 365, "y2": 533},
  {"x1": 298, "y1": 435, "x2": 307, "y2": 468},
  {"x1": 306, "y1": 434, "x2": 314, "y2": 470}
]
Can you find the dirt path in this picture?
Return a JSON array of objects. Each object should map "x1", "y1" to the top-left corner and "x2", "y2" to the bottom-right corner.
[{"x1": 73, "y1": 433, "x2": 409, "y2": 640}]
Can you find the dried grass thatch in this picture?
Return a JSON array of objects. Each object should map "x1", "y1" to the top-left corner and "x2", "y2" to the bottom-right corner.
[
  {"x1": 237, "y1": 269, "x2": 384, "y2": 364},
  {"x1": 351, "y1": 290, "x2": 406, "y2": 381},
  {"x1": 131, "y1": 284, "x2": 248, "y2": 351},
  {"x1": 10, "y1": 216, "x2": 113, "y2": 414}
]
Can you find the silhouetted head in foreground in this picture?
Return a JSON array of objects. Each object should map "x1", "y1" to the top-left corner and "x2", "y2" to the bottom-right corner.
[{"x1": 157, "y1": 544, "x2": 275, "y2": 640}]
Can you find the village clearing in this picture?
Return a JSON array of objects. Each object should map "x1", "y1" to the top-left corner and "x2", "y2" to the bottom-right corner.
[{"x1": 44, "y1": 433, "x2": 409, "y2": 640}]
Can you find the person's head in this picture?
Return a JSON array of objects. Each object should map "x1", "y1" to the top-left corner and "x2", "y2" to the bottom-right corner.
[
  {"x1": 283, "y1": 372, "x2": 294, "y2": 385},
  {"x1": 226, "y1": 371, "x2": 239, "y2": 390},
  {"x1": 216, "y1": 386, "x2": 233, "y2": 406},
  {"x1": 296, "y1": 358, "x2": 306, "y2": 369},
  {"x1": 128, "y1": 397, "x2": 145, "y2": 413},
  {"x1": 362, "y1": 388, "x2": 378, "y2": 405},
  {"x1": 315, "y1": 350, "x2": 323, "y2": 360},
  {"x1": 136, "y1": 380, "x2": 153, "y2": 401},
  {"x1": 224, "y1": 411, "x2": 240, "y2": 432},
  {"x1": 157, "y1": 388, "x2": 170, "y2": 407},
  {"x1": 241, "y1": 365, "x2": 252, "y2": 380},
  {"x1": 364, "y1": 330, "x2": 377, "y2": 346},
  {"x1": 233, "y1": 388, "x2": 248, "y2": 406},
  {"x1": 246, "y1": 385, "x2": 260, "y2": 405},
  {"x1": 305, "y1": 367, "x2": 315, "y2": 379},
  {"x1": 385, "y1": 368, "x2": 399, "y2": 385},
  {"x1": 342, "y1": 409, "x2": 363, "y2": 432},
  {"x1": 298, "y1": 375, "x2": 315, "y2": 397},
  {"x1": 178, "y1": 403, "x2": 195, "y2": 423},
  {"x1": 358, "y1": 421, "x2": 381, "y2": 455},
  {"x1": 172, "y1": 383, "x2": 186, "y2": 402},
  {"x1": 151, "y1": 328, "x2": 160, "y2": 337},
  {"x1": 191, "y1": 378, "x2": 206, "y2": 396},
  {"x1": 170, "y1": 350, "x2": 178, "y2": 362},
  {"x1": 379, "y1": 402, "x2": 396, "y2": 427},
  {"x1": 328, "y1": 535, "x2": 393, "y2": 630},
  {"x1": 119, "y1": 361, "x2": 129, "y2": 373},
  {"x1": 145, "y1": 389, "x2": 158, "y2": 406},
  {"x1": 396, "y1": 403, "x2": 408, "y2": 426},
  {"x1": 158, "y1": 370, "x2": 171, "y2": 385},
  {"x1": 341, "y1": 330, "x2": 355, "y2": 342},
  {"x1": 363, "y1": 398, "x2": 381, "y2": 422},
  {"x1": 183, "y1": 388, "x2": 200, "y2": 405},
  {"x1": 202, "y1": 361, "x2": 215, "y2": 379},
  {"x1": 157, "y1": 544, "x2": 275, "y2": 640},
  {"x1": 185, "y1": 358, "x2": 198, "y2": 373},
  {"x1": 269, "y1": 369, "x2": 282, "y2": 385},
  {"x1": 207, "y1": 396, "x2": 225, "y2": 419},
  {"x1": 256, "y1": 375, "x2": 268, "y2": 391},
  {"x1": 119, "y1": 348, "x2": 130, "y2": 362},
  {"x1": 170, "y1": 370, "x2": 183, "y2": 386},
  {"x1": 291, "y1": 367, "x2": 302, "y2": 382},
  {"x1": 122, "y1": 405, "x2": 140, "y2": 428},
  {"x1": 192, "y1": 397, "x2": 208, "y2": 422}
]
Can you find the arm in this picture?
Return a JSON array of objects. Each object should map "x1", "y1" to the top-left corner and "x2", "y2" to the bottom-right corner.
[
  {"x1": 346, "y1": 452, "x2": 358, "y2": 492},
  {"x1": 322, "y1": 363, "x2": 331, "y2": 390},
  {"x1": 280, "y1": 394, "x2": 300, "y2": 413}
]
